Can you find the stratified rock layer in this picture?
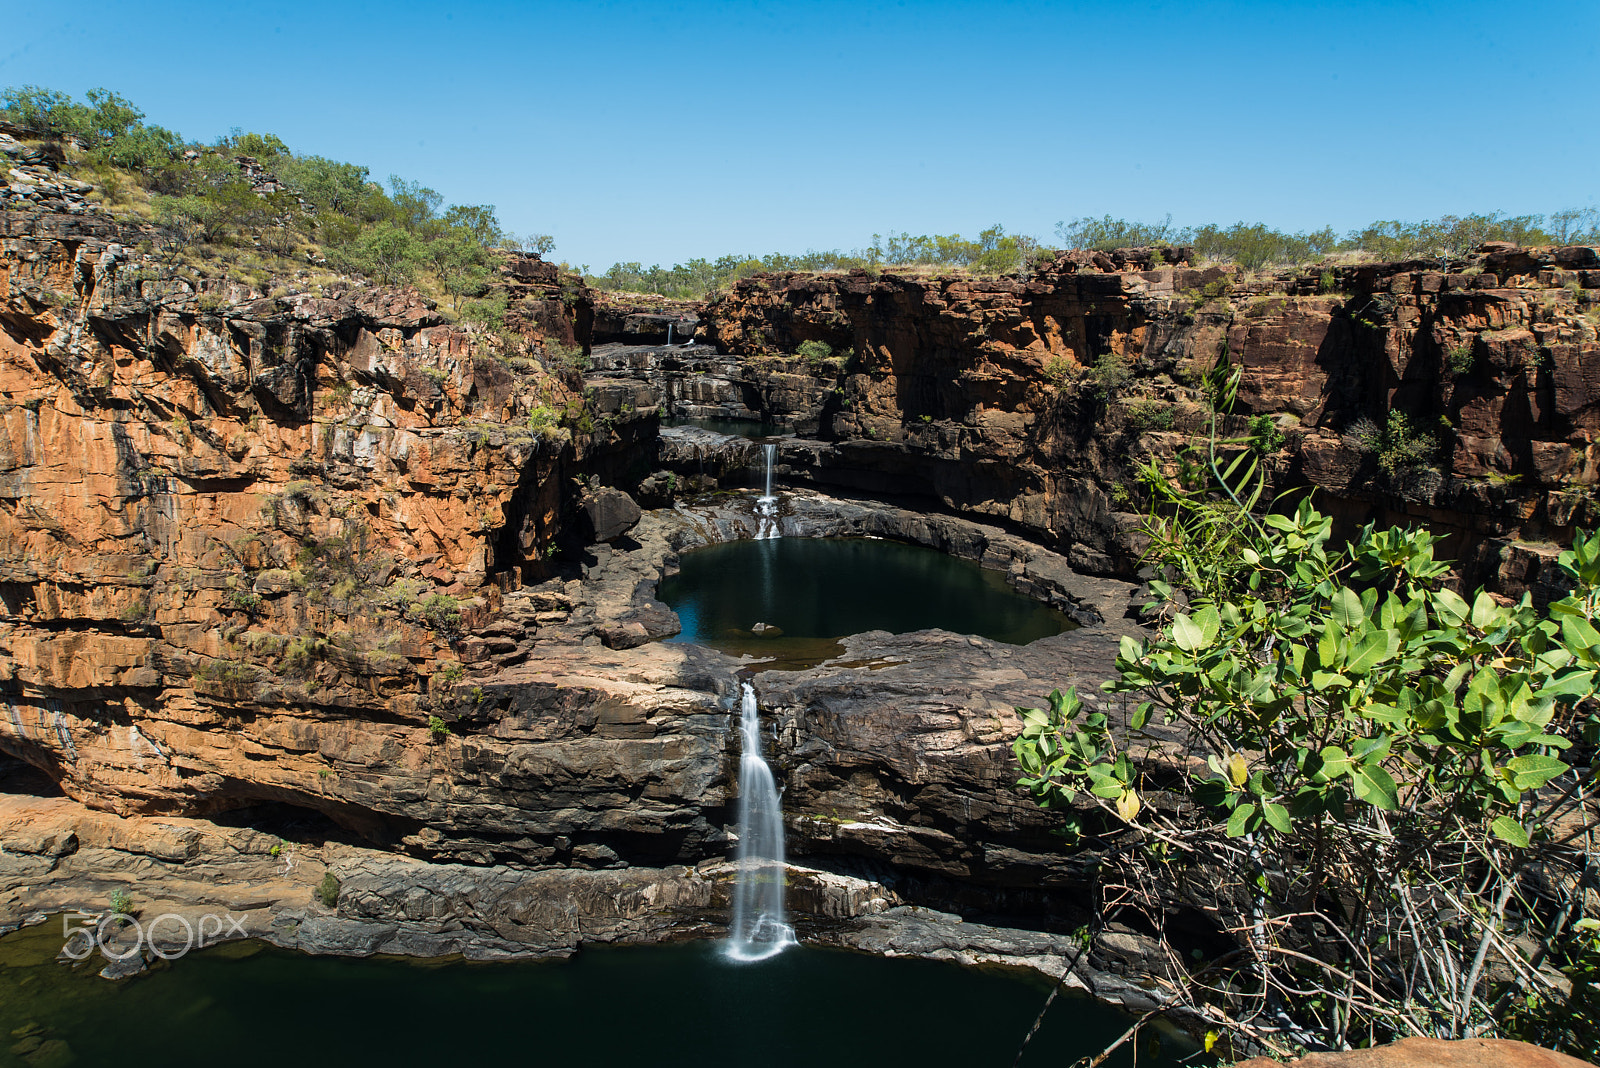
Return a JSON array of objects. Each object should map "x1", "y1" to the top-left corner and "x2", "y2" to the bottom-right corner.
[{"x1": 596, "y1": 250, "x2": 1600, "y2": 596}]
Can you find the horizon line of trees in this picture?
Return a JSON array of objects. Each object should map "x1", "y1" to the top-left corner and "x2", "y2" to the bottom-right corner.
[
  {"x1": 7, "y1": 85, "x2": 1596, "y2": 308},
  {"x1": 592, "y1": 208, "x2": 1600, "y2": 299}
]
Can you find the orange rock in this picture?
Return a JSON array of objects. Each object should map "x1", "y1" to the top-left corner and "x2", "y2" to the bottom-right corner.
[{"x1": 1231, "y1": 1036, "x2": 1592, "y2": 1068}]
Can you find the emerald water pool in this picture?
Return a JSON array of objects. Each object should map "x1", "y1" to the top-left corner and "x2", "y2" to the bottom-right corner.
[
  {"x1": 658, "y1": 536, "x2": 1075, "y2": 663},
  {"x1": 0, "y1": 926, "x2": 1190, "y2": 1066}
]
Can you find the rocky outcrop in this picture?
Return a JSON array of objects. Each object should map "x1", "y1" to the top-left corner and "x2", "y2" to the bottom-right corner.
[
  {"x1": 591, "y1": 292, "x2": 703, "y2": 346},
  {"x1": 594, "y1": 251, "x2": 1600, "y2": 596},
  {"x1": 0, "y1": 457, "x2": 1142, "y2": 891}
]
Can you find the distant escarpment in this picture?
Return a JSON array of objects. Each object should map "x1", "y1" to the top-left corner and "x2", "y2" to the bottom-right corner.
[{"x1": 605, "y1": 245, "x2": 1600, "y2": 599}]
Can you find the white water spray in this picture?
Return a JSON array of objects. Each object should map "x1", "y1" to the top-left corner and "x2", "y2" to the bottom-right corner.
[
  {"x1": 725, "y1": 682, "x2": 795, "y2": 962},
  {"x1": 754, "y1": 443, "x2": 781, "y2": 540}
]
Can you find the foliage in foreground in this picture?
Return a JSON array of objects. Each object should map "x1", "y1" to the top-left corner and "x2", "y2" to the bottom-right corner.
[{"x1": 1013, "y1": 361, "x2": 1600, "y2": 1060}]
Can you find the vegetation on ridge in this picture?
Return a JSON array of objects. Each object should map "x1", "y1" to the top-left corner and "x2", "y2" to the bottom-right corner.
[
  {"x1": 590, "y1": 207, "x2": 1600, "y2": 299},
  {"x1": 10, "y1": 85, "x2": 1595, "y2": 309},
  {"x1": 0, "y1": 84, "x2": 561, "y2": 321}
]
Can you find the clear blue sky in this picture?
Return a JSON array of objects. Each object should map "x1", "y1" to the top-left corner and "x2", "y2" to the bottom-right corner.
[{"x1": 3, "y1": 1, "x2": 1594, "y2": 269}]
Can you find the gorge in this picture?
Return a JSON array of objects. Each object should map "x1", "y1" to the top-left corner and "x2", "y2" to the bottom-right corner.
[{"x1": 1, "y1": 122, "x2": 1598, "y2": 1066}]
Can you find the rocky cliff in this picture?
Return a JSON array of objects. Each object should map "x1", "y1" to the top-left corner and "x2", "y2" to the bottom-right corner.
[
  {"x1": 0, "y1": 181, "x2": 672, "y2": 840},
  {"x1": 612, "y1": 247, "x2": 1599, "y2": 598},
  {"x1": 4, "y1": 164, "x2": 1599, "y2": 1060}
]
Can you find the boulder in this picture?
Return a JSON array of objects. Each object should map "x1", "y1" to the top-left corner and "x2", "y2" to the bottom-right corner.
[{"x1": 580, "y1": 487, "x2": 642, "y2": 542}]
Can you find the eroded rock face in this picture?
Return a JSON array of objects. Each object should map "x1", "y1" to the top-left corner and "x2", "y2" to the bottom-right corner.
[
  {"x1": 0, "y1": 201, "x2": 664, "y2": 840},
  {"x1": 592, "y1": 251, "x2": 1600, "y2": 596}
]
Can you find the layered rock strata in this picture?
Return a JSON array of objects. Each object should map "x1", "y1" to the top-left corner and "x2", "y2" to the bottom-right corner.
[{"x1": 592, "y1": 248, "x2": 1600, "y2": 596}]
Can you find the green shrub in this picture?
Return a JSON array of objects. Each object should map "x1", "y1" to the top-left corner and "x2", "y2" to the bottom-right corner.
[
  {"x1": 1247, "y1": 413, "x2": 1285, "y2": 454},
  {"x1": 1357, "y1": 410, "x2": 1442, "y2": 476},
  {"x1": 225, "y1": 587, "x2": 263, "y2": 614},
  {"x1": 1088, "y1": 353, "x2": 1133, "y2": 400},
  {"x1": 108, "y1": 890, "x2": 133, "y2": 915},
  {"x1": 460, "y1": 290, "x2": 508, "y2": 329},
  {"x1": 1446, "y1": 344, "x2": 1477, "y2": 375},
  {"x1": 281, "y1": 634, "x2": 326, "y2": 677},
  {"x1": 315, "y1": 872, "x2": 340, "y2": 908},
  {"x1": 417, "y1": 593, "x2": 461, "y2": 634},
  {"x1": 1124, "y1": 397, "x2": 1174, "y2": 432},
  {"x1": 526, "y1": 405, "x2": 564, "y2": 441},
  {"x1": 544, "y1": 340, "x2": 589, "y2": 372},
  {"x1": 796, "y1": 340, "x2": 832, "y2": 363},
  {"x1": 426, "y1": 714, "x2": 452, "y2": 738},
  {"x1": 1041, "y1": 354, "x2": 1073, "y2": 386}
]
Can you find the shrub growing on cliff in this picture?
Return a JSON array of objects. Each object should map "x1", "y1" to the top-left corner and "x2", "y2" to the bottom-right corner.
[
  {"x1": 1247, "y1": 413, "x2": 1284, "y2": 454},
  {"x1": 1446, "y1": 344, "x2": 1478, "y2": 376},
  {"x1": 796, "y1": 339, "x2": 832, "y2": 364},
  {"x1": 1355, "y1": 410, "x2": 1442, "y2": 478},
  {"x1": 415, "y1": 594, "x2": 461, "y2": 635},
  {"x1": 1012, "y1": 358, "x2": 1600, "y2": 1060},
  {"x1": 1123, "y1": 397, "x2": 1174, "y2": 433},
  {"x1": 1041, "y1": 354, "x2": 1074, "y2": 387},
  {"x1": 1087, "y1": 353, "x2": 1133, "y2": 400},
  {"x1": 316, "y1": 872, "x2": 340, "y2": 909}
]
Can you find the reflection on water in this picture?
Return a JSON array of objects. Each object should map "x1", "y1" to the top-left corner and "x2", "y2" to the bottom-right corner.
[
  {"x1": 659, "y1": 537, "x2": 1075, "y2": 664},
  {"x1": 0, "y1": 925, "x2": 1192, "y2": 1067}
]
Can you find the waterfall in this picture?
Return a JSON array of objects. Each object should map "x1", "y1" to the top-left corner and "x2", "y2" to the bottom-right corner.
[
  {"x1": 725, "y1": 682, "x2": 795, "y2": 962},
  {"x1": 754, "y1": 443, "x2": 780, "y2": 540}
]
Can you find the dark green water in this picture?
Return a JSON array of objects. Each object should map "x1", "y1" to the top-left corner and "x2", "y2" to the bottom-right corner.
[
  {"x1": 0, "y1": 927, "x2": 1189, "y2": 1067},
  {"x1": 659, "y1": 537, "x2": 1075, "y2": 662},
  {"x1": 665, "y1": 415, "x2": 791, "y2": 437}
]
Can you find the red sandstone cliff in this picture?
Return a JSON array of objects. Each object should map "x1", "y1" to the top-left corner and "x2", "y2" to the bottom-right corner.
[
  {"x1": 694, "y1": 246, "x2": 1599, "y2": 596},
  {"x1": 0, "y1": 190, "x2": 661, "y2": 834}
]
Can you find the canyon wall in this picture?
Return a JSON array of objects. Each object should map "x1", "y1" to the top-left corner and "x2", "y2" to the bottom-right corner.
[
  {"x1": 3, "y1": 157, "x2": 1598, "y2": 989},
  {"x1": 619, "y1": 247, "x2": 1600, "y2": 598},
  {"x1": 0, "y1": 190, "x2": 684, "y2": 855}
]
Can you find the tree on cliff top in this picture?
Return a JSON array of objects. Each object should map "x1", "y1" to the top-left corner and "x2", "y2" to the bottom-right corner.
[{"x1": 1012, "y1": 359, "x2": 1600, "y2": 1061}]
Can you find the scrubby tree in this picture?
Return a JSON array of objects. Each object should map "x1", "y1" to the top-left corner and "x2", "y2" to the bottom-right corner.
[
  {"x1": 0, "y1": 85, "x2": 80, "y2": 133},
  {"x1": 1055, "y1": 213, "x2": 1184, "y2": 250},
  {"x1": 326, "y1": 222, "x2": 424, "y2": 285}
]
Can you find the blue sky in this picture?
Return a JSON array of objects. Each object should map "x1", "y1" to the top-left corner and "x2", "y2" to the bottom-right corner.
[{"x1": 3, "y1": 1, "x2": 1594, "y2": 268}]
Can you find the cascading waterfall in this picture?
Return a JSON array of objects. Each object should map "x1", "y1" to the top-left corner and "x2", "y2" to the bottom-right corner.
[
  {"x1": 725, "y1": 681, "x2": 795, "y2": 962},
  {"x1": 754, "y1": 443, "x2": 781, "y2": 540}
]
